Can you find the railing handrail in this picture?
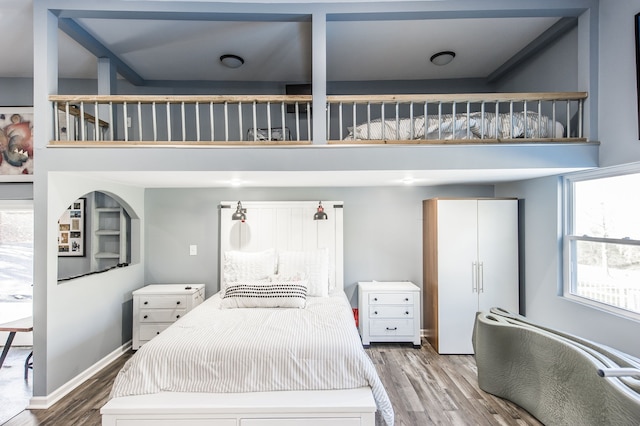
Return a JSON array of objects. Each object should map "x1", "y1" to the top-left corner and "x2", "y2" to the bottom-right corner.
[
  {"x1": 327, "y1": 92, "x2": 588, "y2": 103},
  {"x1": 49, "y1": 94, "x2": 313, "y2": 104}
]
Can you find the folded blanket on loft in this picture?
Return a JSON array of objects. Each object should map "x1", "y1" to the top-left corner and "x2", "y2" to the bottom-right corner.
[
  {"x1": 344, "y1": 111, "x2": 564, "y2": 140},
  {"x1": 473, "y1": 308, "x2": 640, "y2": 426}
]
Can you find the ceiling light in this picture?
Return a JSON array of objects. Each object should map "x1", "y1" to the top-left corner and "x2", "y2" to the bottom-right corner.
[
  {"x1": 401, "y1": 177, "x2": 417, "y2": 185},
  {"x1": 220, "y1": 54, "x2": 244, "y2": 69},
  {"x1": 430, "y1": 51, "x2": 456, "y2": 66}
]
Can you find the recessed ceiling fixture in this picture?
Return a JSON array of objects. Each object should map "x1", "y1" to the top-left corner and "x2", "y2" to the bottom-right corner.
[
  {"x1": 430, "y1": 51, "x2": 456, "y2": 66},
  {"x1": 220, "y1": 54, "x2": 245, "y2": 69},
  {"x1": 401, "y1": 177, "x2": 417, "y2": 185}
]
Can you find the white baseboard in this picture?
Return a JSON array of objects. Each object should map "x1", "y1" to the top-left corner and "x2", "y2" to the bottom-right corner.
[{"x1": 28, "y1": 341, "x2": 131, "y2": 410}]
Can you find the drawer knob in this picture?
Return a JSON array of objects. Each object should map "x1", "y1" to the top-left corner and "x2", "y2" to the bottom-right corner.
[
  {"x1": 405, "y1": 298, "x2": 409, "y2": 301},
  {"x1": 156, "y1": 331, "x2": 160, "y2": 335},
  {"x1": 373, "y1": 297, "x2": 378, "y2": 301},
  {"x1": 176, "y1": 314, "x2": 180, "y2": 319},
  {"x1": 176, "y1": 301, "x2": 181, "y2": 305},
  {"x1": 374, "y1": 311, "x2": 378, "y2": 315},
  {"x1": 143, "y1": 315, "x2": 148, "y2": 319},
  {"x1": 144, "y1": 301, "x2": 148, "y2": 305},
  {"x1": 405, "y1": 311, "x2": 409, "y2": 315},
  {"x1": 386, "y1": 327, "x2": 398, "y2": 331}
]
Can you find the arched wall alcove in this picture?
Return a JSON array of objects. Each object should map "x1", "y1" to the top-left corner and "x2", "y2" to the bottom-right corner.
[{"x1": 56, "y1": 189, "x2": 141, "y2": 282}]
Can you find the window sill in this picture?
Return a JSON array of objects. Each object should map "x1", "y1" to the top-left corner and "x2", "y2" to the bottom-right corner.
[{"x1": 562, "y1": 292, "x2": 640, "y2": 323}]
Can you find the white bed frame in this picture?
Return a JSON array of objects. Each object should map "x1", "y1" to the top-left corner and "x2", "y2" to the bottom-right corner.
[{"x1": 101, "y1": 201, "x2": 378, "y2": 426}]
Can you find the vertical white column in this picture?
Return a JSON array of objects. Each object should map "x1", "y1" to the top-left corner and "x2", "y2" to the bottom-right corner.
[
  {"x1": 32, "y1": 0, "x2": 59, "y2": 398},
  {"x1": 312, "y1": 12, "x2": 327, "y2": 144},
  {"x1": 97, "y1": 57, "x2": 117, "y2": 139}
]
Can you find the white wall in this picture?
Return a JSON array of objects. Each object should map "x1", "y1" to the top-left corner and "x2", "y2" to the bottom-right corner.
[
  {"x1": 144, "y1": 185, "x2": 495, "y2": 305},
  {"x1": 40, "y1": 174, "x2": 145, "y2": 395}
]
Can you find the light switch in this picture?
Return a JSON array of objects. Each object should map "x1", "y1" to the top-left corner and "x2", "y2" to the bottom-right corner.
[{"x1": 189, "y1": 245, "x2": 197, "y2": 256}]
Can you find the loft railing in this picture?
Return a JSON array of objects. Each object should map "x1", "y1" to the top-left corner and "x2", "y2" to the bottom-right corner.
[
  {"x1": 49, "y1": 95, "x2": 313, "y2": 145},
  {"x1": 326, "y1": 92, "x2": 588, "y2": 143},
  {"x1": 49, "y1": 92, "x2": 588, "y2": 146}
]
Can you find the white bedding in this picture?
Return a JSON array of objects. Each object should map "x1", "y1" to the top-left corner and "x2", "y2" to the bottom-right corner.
[
  {"x1": 110, "y1": 291, "x2": 394, "y2": 425},
  {"x1": 345, "y1": 110, "x2": 564, "y2": 141}
]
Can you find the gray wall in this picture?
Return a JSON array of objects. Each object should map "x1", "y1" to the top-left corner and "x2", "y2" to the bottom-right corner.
[
  {"x1": 29, "y1": 0, "x2": 636, "y2": 402},
  {"x1": 597, "y1": 0, "x2": 640, "y2": 166},
  {"x1": 144, "y1": 185, "x2": 495, "y2": 305},
  {"x1": 491, "y1": 0, "x2": 640, "y2": 358},
  {"x1": 497, "y1": 176, "x2": 640, "y2": 357}
]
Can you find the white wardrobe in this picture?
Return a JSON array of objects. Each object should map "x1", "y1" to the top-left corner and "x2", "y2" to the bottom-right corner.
[{"x1": 423, "y1": 198, "x2": 519, "y2": 354}]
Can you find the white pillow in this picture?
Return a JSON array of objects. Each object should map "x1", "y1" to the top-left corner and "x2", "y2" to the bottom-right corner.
[
  {"x1": 222, "y1": 248, "x2": 276, "y2": 291},
  {"x1": 220, "y1": 278, "x2": 308, "y2": 309},
  {"x1": 277, "y1": 248, "x2": 329, "y2": 297}
]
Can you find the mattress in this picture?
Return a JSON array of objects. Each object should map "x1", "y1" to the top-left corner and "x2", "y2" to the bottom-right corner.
[
  {"x1": 109, "y1": 291, "x2": 394, "y2": 425},
  {"x1": 344, "y1": 110, "x2": 564, "y2": 141}
]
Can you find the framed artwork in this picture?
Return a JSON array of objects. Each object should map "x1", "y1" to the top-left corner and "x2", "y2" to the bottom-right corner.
[
  {"x1": 58, "y1": 198, "x2": 85, "y2": 257},
  {"x1": 636, "y1": 12, "x2": 640, "y2": 138},
  {"x1": 0, "y1": 107, "x2": 33, "y2": 182}
]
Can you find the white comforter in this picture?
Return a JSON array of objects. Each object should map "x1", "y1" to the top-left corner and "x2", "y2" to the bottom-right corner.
[
  {"x1": 345, "y1": 110, "x2": 563, "y2": 140},
  {"x1": 110, "y1": 292, "x2": 394, "y2": 425}
]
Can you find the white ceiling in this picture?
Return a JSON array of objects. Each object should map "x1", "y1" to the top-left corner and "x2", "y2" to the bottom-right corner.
[
  {"x1": 1, "y1": 1, "x2": 560, "y2": 82},
  {"x1": 2, "y1": 2, "x2": 581, "y2": 188}
]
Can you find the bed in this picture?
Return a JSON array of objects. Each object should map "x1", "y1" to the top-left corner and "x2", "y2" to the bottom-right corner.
[{"x1": 101, "y1": 201, "x2": 394, "y2": 426}]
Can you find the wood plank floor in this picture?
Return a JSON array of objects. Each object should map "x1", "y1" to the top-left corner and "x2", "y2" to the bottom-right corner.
[{"x1": 4, "y1": 341, "x2": 541, "y2": 426}]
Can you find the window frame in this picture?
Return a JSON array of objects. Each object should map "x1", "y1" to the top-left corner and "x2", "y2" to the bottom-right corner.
[{"x1": 563, "y1": 164, "x2": 640, "y2": 322}]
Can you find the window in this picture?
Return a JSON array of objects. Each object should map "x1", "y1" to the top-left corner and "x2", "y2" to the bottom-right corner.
[
  {"x1": 564, "y1": 167, "x2": 640, "y2": 319},
  {"x1": 0, "y1": 201, "x2": 33, "y2": 323}
]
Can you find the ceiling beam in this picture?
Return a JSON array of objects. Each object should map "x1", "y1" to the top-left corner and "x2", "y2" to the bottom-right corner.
[
  {"x1": 487, "y1": 17, "x2": 578, "y2": 83},
  {"x1": 58, "y1": 17, "x2": 146, "y2": 86}
]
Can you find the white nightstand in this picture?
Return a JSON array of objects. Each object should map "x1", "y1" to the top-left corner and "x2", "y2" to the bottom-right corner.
[
  {"x1": 132, "y1": 283, "x2": 205, "y2": 350},
  {"x1": 358, "y1": 281, "x2": 421, "y2": 348}
]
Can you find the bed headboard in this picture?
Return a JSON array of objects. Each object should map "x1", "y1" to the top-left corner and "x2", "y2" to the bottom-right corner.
[{"x1": 219, "y1": 201, "x2": 344, "y2": 291}]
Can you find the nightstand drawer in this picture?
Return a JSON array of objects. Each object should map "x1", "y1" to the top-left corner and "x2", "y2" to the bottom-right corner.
[
  {"x1": 139, "y1": 323, "x2": 171, "y2": 340},
  {"x1": 369, "y1": 305, "x2": 414, "y2": 319},
  {"x1": 368, "y1": 292, "x2": 413, "y2": 305},
  {"x1": 139, "y1": 295, "x2": 188, "y2": 309},
  {"x1": 139, "y1": 309, "x2": 187, "y2": 322},
  {"x1": 369, "y1": 319, "x2": 414, "y2": 337}
]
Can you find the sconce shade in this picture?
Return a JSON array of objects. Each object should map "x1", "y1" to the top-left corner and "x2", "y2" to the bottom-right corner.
[
  {"x1": 313, "y1": 201, "x2": 328, "y2": 220},
  {"x1": 231, "y1": 201, "x2": 246, "y2": 221},
  {"x1": 430, "y1": 50, "x2": 456, "y2": 66},
  {"x1": 220, "y1": 54, "x2": 245, "y2": 69}
]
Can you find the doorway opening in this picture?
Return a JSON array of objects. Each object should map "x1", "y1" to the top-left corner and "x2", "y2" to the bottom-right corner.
[{"x1": 0, "y1": 201, "x2": 33, "y2": 424}]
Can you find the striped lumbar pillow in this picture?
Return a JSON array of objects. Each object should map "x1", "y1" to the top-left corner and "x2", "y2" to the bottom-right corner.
[{"x1": 220, "y1": 279, "x2": 308, "y2": 309}]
